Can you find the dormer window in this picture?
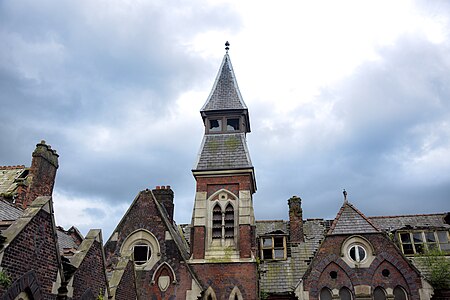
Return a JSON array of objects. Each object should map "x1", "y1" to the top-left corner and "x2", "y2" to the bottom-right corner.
[{"x1": 260, "y1": 236, "x2": 287, "y2": 260}]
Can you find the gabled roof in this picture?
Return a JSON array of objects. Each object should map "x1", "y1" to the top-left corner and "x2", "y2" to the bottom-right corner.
[
  {"x1": 328, "y1": 202, "x2": 380, "y2": 235},
  {"x1": 201, "y1": 54, "x2": 247, "y2": 112},
  {"x1": 193, "y1": 133, "x2": 253, "y2": 171}
]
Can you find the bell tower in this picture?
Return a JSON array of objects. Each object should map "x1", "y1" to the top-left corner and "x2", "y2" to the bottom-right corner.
[
  {"x1": 191, "y1": 44, "x2": 256, "y2": 260},
  {"x1": 189, "y1": 43, "x2": 257, "y2": 299}
]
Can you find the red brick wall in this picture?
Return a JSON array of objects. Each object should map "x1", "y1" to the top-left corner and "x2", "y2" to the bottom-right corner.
[
  {"x1": 71, "y1": 240, "x2": 108, "y2": 300},
  {"x1": 115, "y1": 260, "x2": 137, "y2": 300},
  {"x1": 239, "y1": 224, "x2": 252, "y2": 258},
  {"x1": 303, "y1": 233, "x2": 423, "y2": 300},
  {"x1": 0, "y1": 209, "x2": 60, "y2": 300},
  {"x1": 192, "y1": 262, "x2": 257, "y2": 300},
  {"x1": 191, "y1": 226, "x2": 205, "y2": 259},
  {"x1": 196, "y1": 175, "x2": 252, "y2": 194}
]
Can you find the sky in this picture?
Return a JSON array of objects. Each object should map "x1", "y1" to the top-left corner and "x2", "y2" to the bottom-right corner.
[{"x1": 1, "y1": 0, "x2": 449, "y2": 238}]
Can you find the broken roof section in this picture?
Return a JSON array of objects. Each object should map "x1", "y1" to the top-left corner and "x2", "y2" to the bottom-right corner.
[
  {"x1": 201, "y1": 54, "x2": 247, "y2": 112},
  {"x1": 328, "y1": 202, "x2": 380, "y2": 235}
]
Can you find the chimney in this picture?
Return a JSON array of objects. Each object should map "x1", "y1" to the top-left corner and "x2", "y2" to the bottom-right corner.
[
  {"x1": 152, "y1": 186, "x2": 174, "y2": 222},
  {"x1": 16, "y1": 140, "x2": 59, "y2": 209},
  {"x1": 288, "y1": 196, "x2": 304, "y2": 243}
]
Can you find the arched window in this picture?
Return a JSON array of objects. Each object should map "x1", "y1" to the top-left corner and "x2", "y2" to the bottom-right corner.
[
  {"x1": 212, "y1": 204, "x2": 222, "y2": 240},
  {"x1": 224, "y1": 203, "x2": 234, "y2": 239},
  {"x1": 393, "y1": 286, "x2": 408, "y2": 300},
  {"x1": 133, "y1": 243, "x2": 151, "y2": 265},
  {"x1": 320, "y1": 288, "x2": 332, "y2": 300},
  {"x1": 339, "y1": 287, "x2": 352, "y2": 300},
  {"x1": 373, "y1": 287, "x2": 387, "y2": 300}
]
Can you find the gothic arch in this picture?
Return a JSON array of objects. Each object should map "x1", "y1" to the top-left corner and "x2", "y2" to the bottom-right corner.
[
  {"x1": 1, "y1": 270, "x2": 42, "y2": 300},
  {"x1": 369, "y1": 257, "x2": 411, "y2": 294},
  {"x1": 204, "y1": 286, "x2": 217, "y2": 300},
  {"x1": 229, "y1": 286, "x2": 243, "y2": 300},
  {"x1": 151, "y1": 261, "x2": 177, "y2": 287},
  {"x1": 316, "y1": 261, "x2": 353, "y2": 295},
  {"x1": 120, "y1": 229, "x2": 161, "y2": 270},
  {"x1": 207, "y1": 188, "x2": 238, "y2": 202}
]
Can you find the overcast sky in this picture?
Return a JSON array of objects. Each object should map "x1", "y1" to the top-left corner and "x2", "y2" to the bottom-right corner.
[{"x1": 1, "y1": 0, "x2": 449, "y2": 238}]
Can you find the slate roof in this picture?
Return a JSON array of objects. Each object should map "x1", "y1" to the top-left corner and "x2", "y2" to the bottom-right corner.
[
  {"x1": 328, "y1": 202, "x2": 380, "y2": 235},
  {"x1": 368, "y1": 213, "x2": 450, "y2": 231},
  {"x1": 193, "y1": 133, "x2": 253, "y2": 170},
  {"x1": 57, "y1": 228, "x2": 80, "y2": 253},
  {"x1": 201, "y1": 54, "x2": 247, "y2": 112},
  {"x1": 0, "y1": 199, "x2": 23, "y2": 221},
  {"x1": 0, "y1": 166, "x2": 27, "y2": 196}
]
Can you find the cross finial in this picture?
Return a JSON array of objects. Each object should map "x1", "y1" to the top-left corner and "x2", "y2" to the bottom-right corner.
[
  {"x1": 343, "y1": 189, "x2": 348, "y2": 203},
  {"x1": 225, "y1": 41, "x2": 230, "y2": 53}
]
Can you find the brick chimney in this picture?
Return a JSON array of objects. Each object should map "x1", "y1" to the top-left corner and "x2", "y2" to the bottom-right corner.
[
  {"x1": 152, "y1": 186, "x2": 174, "y2": 222},
  {"x1": 16, "y1": 140, "x2": 59, "y2": 209},
  {"x1": 288, "y1": 196, "x2": 304, "y2": 243}
]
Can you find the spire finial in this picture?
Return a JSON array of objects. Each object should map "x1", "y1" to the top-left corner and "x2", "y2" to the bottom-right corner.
[
  {"x1": 343, "y1": 189, "x2": 348, "y2": 203},
  {"x1": 225, "y1": 41, "x2": 230, "y2": 53}
]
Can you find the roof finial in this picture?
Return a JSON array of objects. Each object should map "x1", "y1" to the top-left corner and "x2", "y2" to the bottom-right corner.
[
  {"x1": 225, "y1": 41, "x2": 230, "y2": 53},
  {"x1": 343, "y1": 189, "x2": 348, "y2": 203}
]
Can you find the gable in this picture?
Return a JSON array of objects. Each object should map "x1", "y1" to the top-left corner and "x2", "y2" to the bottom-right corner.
[{"x1": 329, "y1": 202, "x2": 379, "y2": 235}]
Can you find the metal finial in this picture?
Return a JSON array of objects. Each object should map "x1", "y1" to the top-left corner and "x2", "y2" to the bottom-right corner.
[
  {"x1": 225, "y1": 41, "x2": 230, "y2": 53},
  {"x1": 343, "y1": 189, "x2": 348, "y2": 203}
]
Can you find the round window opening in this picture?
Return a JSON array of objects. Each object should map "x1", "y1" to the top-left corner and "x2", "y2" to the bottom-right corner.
[
  {"x1": 348, "y1": 244, "x2": 366, "y2": 263},
  {"x1": 133, "y1": 244, "x2": 151, "y2": 265}
]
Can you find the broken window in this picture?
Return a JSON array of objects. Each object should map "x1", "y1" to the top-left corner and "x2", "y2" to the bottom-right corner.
[
  {"x1": 226, "y1": 118, "x2": 240, "y2": 131},
  {"x1": 260, "y1": 236, "x2": 286, "y2": 260},
  {"x1": 348, "y1": 244, "x2": 366, "y2": 262},
  {"x1": 133, "y1": 244, "x2": 151, "y2": 265},
  {"x1": 209, "y1": 119, "x2": 222, "y2": 132},
  {"x1": 398, "y1": 230, "x2": 450, "y2": 255}
]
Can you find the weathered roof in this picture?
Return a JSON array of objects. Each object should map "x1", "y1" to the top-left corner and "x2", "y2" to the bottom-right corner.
[
  {"x1": 328, "y1": 202, "x2": 380, "y2": 235},
  {"x1": 57, "y1": 227, "x2": 81, "y2": 254},
  {"x1": 193, "y1": 133, "x2": 253, "y2": 171},
  {"x1": 201, "y1": 54, "x2": 247, "y2": 112},
  {"x1": 0, "y1": 166, "x2": 27, "y2": 196},
  {"x1": 368, "y1": 213, "x2": 450, "y2": 231},
  {"x1": 0, "y1": 199, "x2": 23, "y2": 221},
  {"x1": 256, "y1": 220, "x2": 287, "y2": 236}
]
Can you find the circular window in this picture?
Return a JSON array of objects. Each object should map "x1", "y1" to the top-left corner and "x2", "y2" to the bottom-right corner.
[
  {"x1": 348, "y1": 244, "x2": 366, "y2": 262},
  {"x1": 329, "y1": 271, "x2": 338, "y2": 279}
]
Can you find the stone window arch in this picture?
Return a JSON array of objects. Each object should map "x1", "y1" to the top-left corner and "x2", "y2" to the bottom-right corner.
[
  {"x1": 339, "y1": 287, "x2": 353, "y2": 300},
  {"x1": 341, "y1": 235, "x2": 375, "y2": 268},
  {"x1": 151, "y1": 262, "x2": 177, "y2": 292},
  {"x1": 120, "y1": 229, "x2": 161, "y2": 270},
  {"x1": 393, "y1": 286, "x2": 408, "y2": 300},
  {"x1": 207, "y1": 189, "x2": 238, "y2": 247},
  {"x1": 319, "y1": 287, "x2": 333, "y2": 300},
  {"x1": 229, "y1": 286, "x2": 243, "y2": 300},
  {"x1": 204, "y1": 286, "x2": 217, "y2": 300},
  {"x1": 373, "y1": 287, "x2": 387, "y2": 300}
]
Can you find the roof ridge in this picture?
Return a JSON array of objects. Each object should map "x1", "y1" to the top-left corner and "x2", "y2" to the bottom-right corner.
[
  {"x1": 0, "y1": 165, "x2": 26, "y2": 170},
  {"x1": 328, "y1": 201, "x2": 380, "y2": 235},
  {"x1": 369, "y1": 213, "x2": 448, "y2": 219}
]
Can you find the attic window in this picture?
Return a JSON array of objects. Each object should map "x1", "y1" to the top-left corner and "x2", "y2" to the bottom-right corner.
[
  {"x1": 133, "y1": 244, "x2": 151, "y2": 265},
  {"x1": 226, "y1": 118, "x2": 239, "y2": 131},
  {"x1": 209, "y1": 119, "x2": 222, "y2": 132},
  {"x1": 260, "y1": 236, "x2": 286, "y2": 260},
  {"x1": 398, "y1": 230, "x2": 450, "y2": 255}
]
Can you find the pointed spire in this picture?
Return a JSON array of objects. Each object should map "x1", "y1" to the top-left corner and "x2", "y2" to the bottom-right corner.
[{"x1": 201, "y1": 50, "x2": 247, "y2": 112}]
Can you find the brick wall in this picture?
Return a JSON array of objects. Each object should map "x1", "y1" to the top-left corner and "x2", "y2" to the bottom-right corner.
[
  {"x1": 196, "y1": 175, "x2": 252, "y2": 194},
  {"x1": 192, "y1": 262, "x2": 257, "y2": 300},
  {"x1": 0, "y1": 209, "x2": 60, "y2": 300},
  {"x1": 71, "y1": 240, "x2": 108, "y2": 300},
  {"x1": 302, "y1": 233, "x2": 423, "y2": 300},
  {"x1": 114, "y1": 260, "x2": 137, "y2": 300}
]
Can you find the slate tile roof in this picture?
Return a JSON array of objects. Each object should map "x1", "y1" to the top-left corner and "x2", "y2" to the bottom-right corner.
[
  {"x1": 328, "y1": 202, "x2": 379, "y2": 235},
  {"x1": 57, "y1": 227, "x2": 81, "y2": 254},
  {"x1": 368, "y1": 213, "x2": 450, "y2": 231},
  {"x1": 194, "y1": 133, "x2": 253, "y2": 170},
  {"x1": 0, "y1": 199, "x2": 23, "y2": 221},
  {"x1": 0, "y1": 166, "x2": 27, "y2": 195},
  {"x1": 201, "y1": 54, "x2": 247, "y2": 112}
]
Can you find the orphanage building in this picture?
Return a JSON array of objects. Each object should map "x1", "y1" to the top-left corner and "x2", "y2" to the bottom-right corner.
[{"x1": 0, "y1": 47, "x2": 449, "y2": 300}]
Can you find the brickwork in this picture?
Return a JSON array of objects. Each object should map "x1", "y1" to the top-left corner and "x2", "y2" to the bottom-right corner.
[
  {"x1": 239, "y1": 224, "x2": 252, "y2": 258},
  {"x1": 15, "y1": 141, "x2": 58, "y2": 209},
  {"x1": 114, "y1": 260, "x2": 137, "y2": 300},
  {"x1": 196, "y1": 175, "x2": 252, "y2": 194},
  {"x1": 288, "y1": 196, "x2": 304, "y2": 243},
  {"x1": 0, "y1": 209, "x2": 60, "y2": 300},
  {"x1": 302, "y1": 233, "x2": 423, "y2": 300},
  {"x1": 191, "y1": 226, "x2": 205, "y2": 259},
  {"x1": 206, "y1": 184, "x2": 239, "y2": 199},
  {"x1": 192, "y1": 262, "x2": 257, "y2": 300},
  {"x1": 153, "y1": 186, "x2": 174, "y2": 222},
  {"x1": 71, "y1": 240, "x2": 108, "y2": 300}
]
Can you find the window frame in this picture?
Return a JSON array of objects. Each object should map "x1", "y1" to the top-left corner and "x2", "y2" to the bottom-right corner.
[
  {"x1": 207, "y1": 116, "x2": 242, "y2": 134},
  {"x1": 260, "y1": 235, "x2": 287, "y2": 261},
  {"x1": 397, "y1": 230, "x2": 450, "y2": 255}
]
